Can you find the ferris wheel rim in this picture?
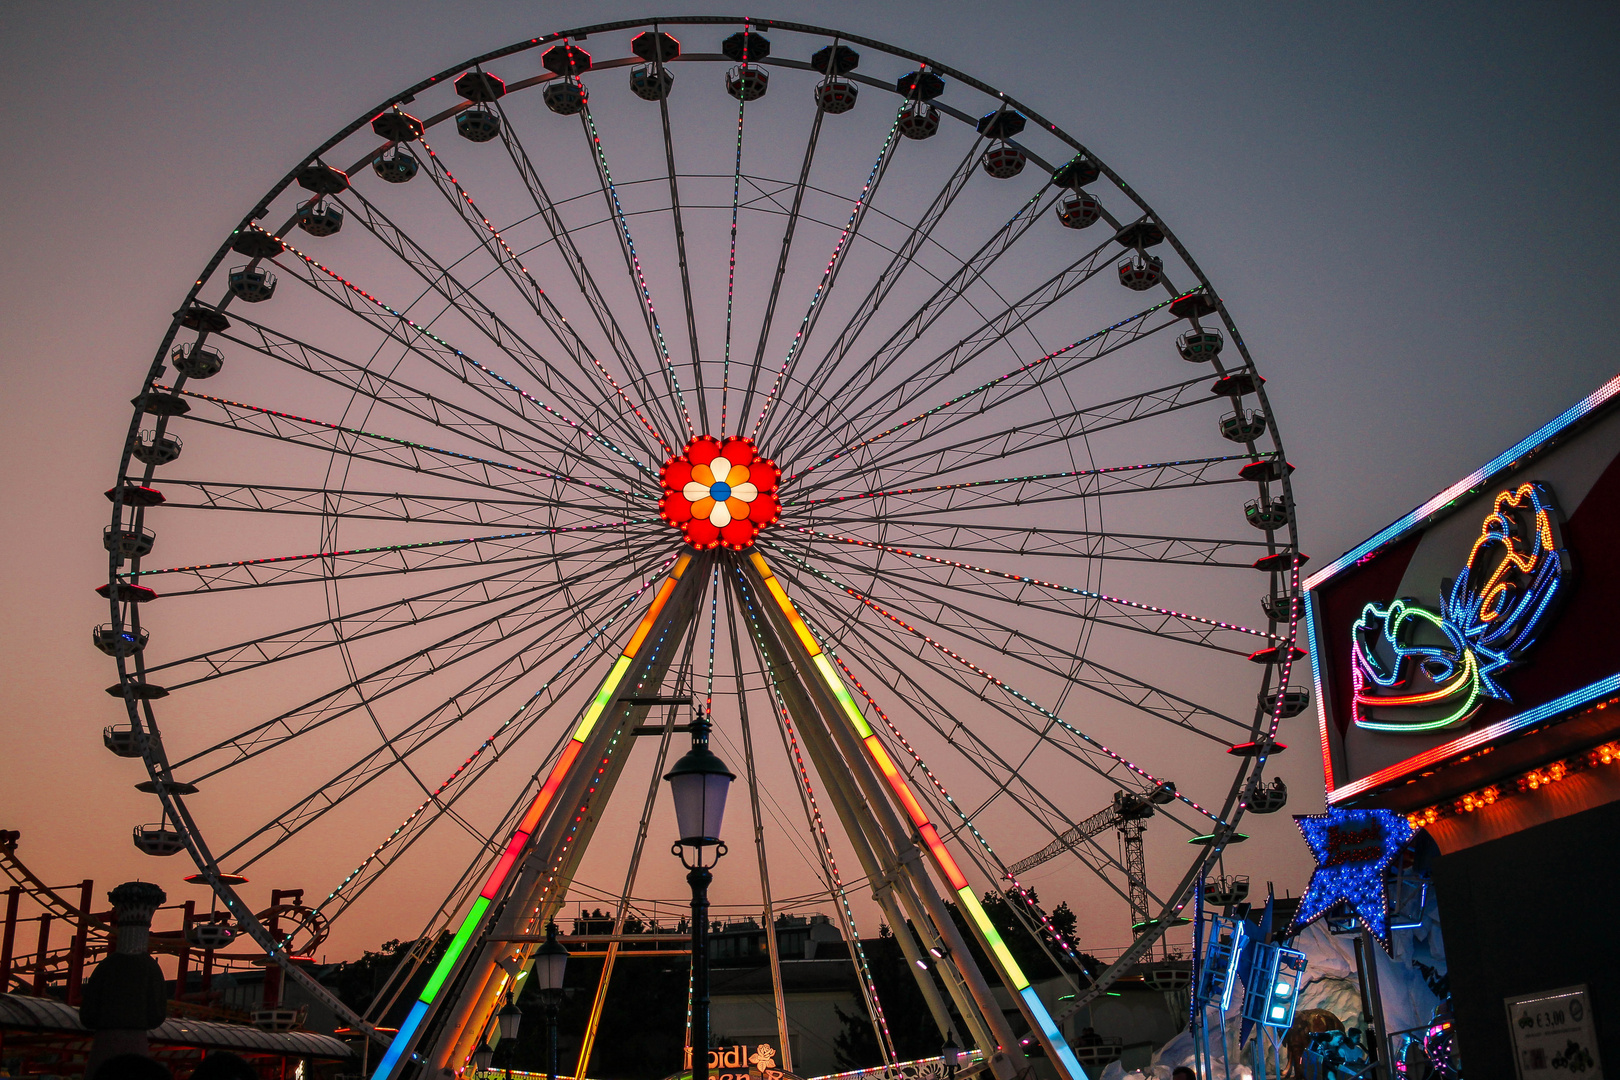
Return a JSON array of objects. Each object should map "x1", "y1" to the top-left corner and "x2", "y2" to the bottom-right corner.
[{"x1": 103, "y1": 13, "x2": 1305, "y2": 1054}]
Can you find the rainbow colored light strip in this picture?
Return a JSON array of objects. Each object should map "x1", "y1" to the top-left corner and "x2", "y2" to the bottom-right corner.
[
  {"x1": 1304, "y1": 372, "x2": 1620, "y2": 590},
  {"x1": 373, "y1": 554, "x2": 692, "y2": 1080},
  {"x1": 746, "y1": 553, "x2": 1090, "y2": 1080}
]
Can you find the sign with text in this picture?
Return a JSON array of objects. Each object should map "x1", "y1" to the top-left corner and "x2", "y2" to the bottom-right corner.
[
  {"x1": 678, "y1": 1043, "x2": 802, "y2": 1080},
  {"x1": 1506, "y1": 985, "x2": 1604, "y2": 1080}
]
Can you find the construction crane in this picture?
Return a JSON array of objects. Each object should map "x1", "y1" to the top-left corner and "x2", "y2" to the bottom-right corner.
[{"x1": 1006, "y1": 783, "x2": 1177, "y2": 938}]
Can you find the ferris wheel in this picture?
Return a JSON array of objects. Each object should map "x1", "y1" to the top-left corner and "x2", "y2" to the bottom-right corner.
[{"x1": 100, "y1": 17, "x2": 1306, "y2": 1080}]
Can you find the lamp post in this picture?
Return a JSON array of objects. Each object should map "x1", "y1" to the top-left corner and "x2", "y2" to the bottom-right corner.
[
  {"x1": 941, "y1": 1037, "x2": 962, "y2": 1080},
  {"x1": 534, "y1": 921, "x2": 570, "y2": 1080},
  {"x1": 473, "y1": 1041, "x2": 495, "y2": 1078},
  {"x1": 665, "y1": 718, "x2": 735, "y2": 1080},
  {"x1": 497, "y1": 994, "x2": 523, "y2": 1080}
]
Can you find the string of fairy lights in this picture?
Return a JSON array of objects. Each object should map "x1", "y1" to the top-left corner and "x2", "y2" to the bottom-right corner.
[
  {"x1": 747, "y1": 101, "x2": 908, "y2": 441},
  {"x1": 578, "y1": 81, "x2": 698, "y2": 441},
  {"x1": 113, "y1": 22, "x2": 1300, "y2": 1080},
  {"x1": 408, "y1": 129, "x2": 674, "y2": 464}
]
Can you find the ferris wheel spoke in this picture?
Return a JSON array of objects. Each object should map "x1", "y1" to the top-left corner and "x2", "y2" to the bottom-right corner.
[
  {"x1": 716, "y1": 62, "x2": 751, "y2": 440},
  {"x1": 776, "y1": 560, "x2": 1209, "y2": 828},
  {"x1": 122, "y1": 524, "x2": 655, "y2": 596},
  {"x1": 489, "y1": 99, "x2": 690, "y2": 447},
  {"x1": 316, "y1": 556, "x2": 679, "y2": 918},
  {"x1": 780, "y1": 183, "x2": 1060, "y2": 460},
  {"x1": 576, "y1": 100, "x2": 697, "y2": 438},
  {"x1": 735, "y1": 106, "x2": 828, "y2": 434},
  {"x1": 764, "y1": 135, "x2": 986, "y2": 454},
  {"x1": 774, "y1": 230, "x2": 1120, "y2": 470},
  {"x1": 267, "y1": 236, "x2": 650, "y2": 476},
  {"x1": 791, "y1": 247, "x2": 1146, "y2": 473},
  {"x1": 748, "y1": 104, "x2": 906, "y2": 441},
  {"x1": 788, "y1": 452, "x2": 1252, "y2": 520},
  {"x1": 792, "y1": 541, "x2": 1262, "y2": 672},
  {"x1": 336, "y1": 185, "x2": 670, "y2": 464},
  {"x1": 224, "y1": 580, "x2": 646, "y2": 873},
  {"x1": 789, "y1": 297, "x2": 1188, "y2": 492},
  {"x1": 169, "y1": 543, "x2": 668, "y2": 777},
  {"x1": 833, "y1": 291, "x2": 1196, "y2": 478},
  {"x1": 797, "y1": 517, "x2": 1270, "y2": 568},
  {"x1": 785, "y1": 529, "x2": 1275, "y2": 650},
  {"x1": 154, "y1": 481, "x2": 581, "y2": 529},
  {"x1": 767, "y1": 542, "x2": 1248, "y2": 745},
  {"x1": 647, "y1": 40, "x2": 708, "y2": 429},
  {"x1": 792, "y1": 371, "x2": 1218, "y2": 501},
  {"x1": 161, "y1": 384, "x2": 647, "y2": 505},
  {"x1": 216, "y1": 316, "x2": 649, "y2": 487},
  {"x1": 142, "y1": 555, "x2": 612, "y2": 690}
]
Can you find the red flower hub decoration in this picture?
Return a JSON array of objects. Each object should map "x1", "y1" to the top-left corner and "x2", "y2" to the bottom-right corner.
[{"x1": 659, "y1": 436, "x2": 781, "y2": 550}]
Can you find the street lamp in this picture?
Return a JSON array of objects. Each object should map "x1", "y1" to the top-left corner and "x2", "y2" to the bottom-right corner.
[
  {"x1": 665, "y1": 718, "x2": 735, "y2": 1080},
  {"x1": 534, "y1": 922, "x2": 570, "y2": 1080},
  {"x1": 941, "y1": 1037, "x2": 962, "y2": 1080},
  {"x1": 497, "y1": 995, "x2": 523, "y2": 1080},
  {"x1": 473, "y1": 1042, "x2": 495, "y2": 1077}
]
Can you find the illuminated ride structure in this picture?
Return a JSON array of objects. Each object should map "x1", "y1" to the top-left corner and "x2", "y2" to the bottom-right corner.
[{"x1": 99, "y1": 18, "x2": 1305, "y2": 1080}]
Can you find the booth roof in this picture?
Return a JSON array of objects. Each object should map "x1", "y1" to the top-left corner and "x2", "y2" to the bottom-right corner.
[{"x1": 0, "y1": 993, "x2": 355, "y2": 1060}]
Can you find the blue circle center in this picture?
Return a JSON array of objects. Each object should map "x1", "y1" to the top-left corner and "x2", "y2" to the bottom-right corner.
[{"x1": 710, "y1": 481, "x2": 732, "y2": 501}]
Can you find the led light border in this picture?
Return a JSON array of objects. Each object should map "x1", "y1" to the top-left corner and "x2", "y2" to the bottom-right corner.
[
  {"x1": 1306, "y1": 370, "x2": 1620, "y2": 800},
  {"x1": 1326, "y1": 669, "x2": 1620, "y2": 805},
  {"x1": 1304, "y1": 371, "x2": 1620, "y2": 591},
  {"x1": 746, "y1": 553, "x2": 1091, "y2": 1080},
  {"x1": 1406, "y1": 734, "x2": 1620, "y2": 829},
  {"x1": 372, "y1": 555, "x2": 692, "y2": 1080}
]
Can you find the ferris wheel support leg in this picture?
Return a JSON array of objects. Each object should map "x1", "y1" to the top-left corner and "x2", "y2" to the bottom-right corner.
[
  {"x1": 876, "y1": 884, "x2": 966, "y2": 1048},
  {"x1": 734, "y1": 562, "x2": 994, "y2": 1055},
  {"x1": 742, "y1": 552, "x2": 1093, "y2": 1080},
  {"x1": 373, "y1": 553, "x2": 707, "y2": 1080},
  {"x1": 746, "y1": 595, "x2": 923, "y2": 1059},
  {"x1": 736, "y1": 558, "x2": 1030, "y2": 1072}
]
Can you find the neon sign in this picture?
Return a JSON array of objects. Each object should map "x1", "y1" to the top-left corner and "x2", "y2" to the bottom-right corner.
[
  {"x1": 1287, "y1": 807, "x2": 1414, "y2": 949},
  {"x1": 1351, "y1": 482, "x2": 1569, "y2": 732}
]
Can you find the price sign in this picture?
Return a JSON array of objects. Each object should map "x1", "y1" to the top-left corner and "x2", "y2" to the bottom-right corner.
[{"x1": 1505, "y1": 985, "x2": 1604, "y2": 1079}]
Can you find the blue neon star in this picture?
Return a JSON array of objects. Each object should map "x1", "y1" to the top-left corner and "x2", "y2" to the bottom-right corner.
[{"x1": 1286, "y1": 808, "x2": 1414, "y2": 951}]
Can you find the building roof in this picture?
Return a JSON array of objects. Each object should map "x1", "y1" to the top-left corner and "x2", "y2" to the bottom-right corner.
[{"x1": 0, "y1": 993, "x2": 355, "y2": 1060}]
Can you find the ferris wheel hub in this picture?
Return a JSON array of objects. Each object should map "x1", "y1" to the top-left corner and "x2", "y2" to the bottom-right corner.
[{"x1": 658, "y1": 436, "x2": 781, "y2": 550}]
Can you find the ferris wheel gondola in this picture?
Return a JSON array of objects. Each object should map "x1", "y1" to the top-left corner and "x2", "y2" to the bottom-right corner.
[{"x1": 101, "y1": 17, "x2": 1304, "y2": 1080}]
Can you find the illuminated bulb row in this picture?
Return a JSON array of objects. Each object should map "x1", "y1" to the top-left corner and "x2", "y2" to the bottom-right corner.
[
  {"x1": 789, "y1": 288, "x2": 1193, "y2": 482},
  {"x1": 578, "y1": 105, "x2": 694, "y2": 437},
  {"x1": 416, "y1": 133, "x2": 670, "y2": 459},
  {"x1": 1407, "y1": 739, "x2": 1620, "y2": 828},
  {"x1": 274, "y1": 235, "x2": 644, "y2": 468},
  {"x1": 749, "y1": 104, "x2": 905, "y2": 439}
]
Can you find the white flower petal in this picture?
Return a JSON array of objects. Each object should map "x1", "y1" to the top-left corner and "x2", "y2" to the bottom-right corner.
[
  {"x1": 709, "y1": 456, "x2": 733, "y2": 481},
  {"x1": 683, "y1": 481, "x2": 710, "y2": 502},
  {"x1": 731, "y1": 482, "x2": 758, "y2": 503},
  {"x1": 710, "y1": 500, "x2": 733, "y2": 527}
]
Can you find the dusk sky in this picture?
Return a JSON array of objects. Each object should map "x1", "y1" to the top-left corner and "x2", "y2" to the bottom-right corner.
[{"x1": 4, "y1": 1, "x2": 1618, "y2": 977}]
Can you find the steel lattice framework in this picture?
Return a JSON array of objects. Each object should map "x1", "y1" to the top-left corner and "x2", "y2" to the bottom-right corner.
[{"x1": 101, "y1": 18, "x2": 1306, "y2": 1080}]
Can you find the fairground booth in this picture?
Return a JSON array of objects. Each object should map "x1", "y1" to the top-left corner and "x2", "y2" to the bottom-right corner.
[{"x1": 1303, "y1": 372, "x2": 1620, "y2": 1076}]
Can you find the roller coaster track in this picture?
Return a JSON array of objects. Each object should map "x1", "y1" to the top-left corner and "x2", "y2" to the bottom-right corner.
[{"x1": 0, "y1": 829, "x2": 326, "y2": 993}]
